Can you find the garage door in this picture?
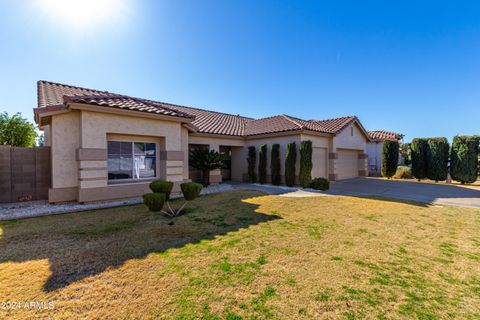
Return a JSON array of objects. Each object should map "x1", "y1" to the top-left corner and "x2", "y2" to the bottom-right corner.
[
  {"x1": 337, "y1": 149, "x2": 359, "y2": 180},
  {"x1": 312, "y1": 147, "x2": 327, "y2": 179}
]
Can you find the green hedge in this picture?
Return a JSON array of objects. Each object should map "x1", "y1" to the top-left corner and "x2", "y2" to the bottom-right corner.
[
  {"x1": 247, "y1": 146, "x2": 256, "y2": 183},
  {"x1": 411, "y1": 138, "x2": 428, "y2": 180},
  {"x1": 426, "y1": 137, "x2": 450, "y2": 182},
  {"x1": 259, "y1": 144, "x2": 267, "y2": 184},
  {"x1": 270, "y1": 144, "x2": 281, "y2": 185},
  {"x1": 149, "y1": 180, "x2": 173, "y2": 200},
  {"x1": 181, "y1": 182, "x2": 203, "y2": 201},
  {"x1": 310, "y1": 177, "x2": 329, "y2": 191},
  {"x1": 285, "y1": 142, "x2": 296, "y2": 187},
  {"x1": 299, "y1": 140, "x2": 313, "y2": 188},
  {"x1": 450, "y1": 136, "x2": 479, "y2": 184},
  {"x1": 143, "y1": 193, "x2": 166, "y2": 212},
  {"x1": 381, "y1": 140, "x2": 399, "y2": 178}
]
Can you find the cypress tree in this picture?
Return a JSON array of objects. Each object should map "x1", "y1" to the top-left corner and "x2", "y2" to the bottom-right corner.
[
  {"x1": 426, "y1": 137, "x2": 449, "y2": 182},
  {"x1": 299, "y1": 140, "x2": 313, "y2": 188},
  {"x1": 247, "y1": 146, "x2": 256, "y2": 183},
  {"x1": 271, "y1": 144, "x2": 281, "y2": 185},
  {"x1": 259, "y1": 144, "x2": 267, "y2": 184},
  {"x1": 450, "y1": 136, "x2": 479, "y2": 184},
  {"x1": 285, "y1": 142, "x2": 297, "y2": 187},
  {"x1": 411, "y1": 138, "x2": 428, "y2": 180},
  {"x1": 381, "y1": 140, "x2": 399, "y2": 178}
]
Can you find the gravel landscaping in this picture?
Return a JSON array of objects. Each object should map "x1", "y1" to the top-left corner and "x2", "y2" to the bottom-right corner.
[{"x1": 0, "y1": 183, "x2": 235, "y2": 221}]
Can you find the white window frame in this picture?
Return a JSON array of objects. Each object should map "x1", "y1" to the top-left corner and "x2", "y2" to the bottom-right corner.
[{"x1": 107, "y1": 140, "x2": 157, "y2": 184}]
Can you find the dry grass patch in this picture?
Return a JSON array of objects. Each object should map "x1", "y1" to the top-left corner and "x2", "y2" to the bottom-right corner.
[{"x1": 1, "y1": 190, "x2": 480, "y2": 319}]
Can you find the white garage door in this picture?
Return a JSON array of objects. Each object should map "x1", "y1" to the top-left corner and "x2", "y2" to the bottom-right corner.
[
  {"x1": 312, "y1": 147, "x2": 327, "y2": 179},
  {"x1": 337, "y1": 149, "x2": 359, "y2": 180}
]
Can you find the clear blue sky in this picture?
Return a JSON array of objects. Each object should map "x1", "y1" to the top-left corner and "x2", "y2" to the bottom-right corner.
[{"x1": 0, "y1": 0, "x2": 479, "y2": 142}]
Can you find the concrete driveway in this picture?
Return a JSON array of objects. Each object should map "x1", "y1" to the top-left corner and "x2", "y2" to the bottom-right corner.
[{"x1": 327, "y1": 178, "x2": 480, "y2": 208}]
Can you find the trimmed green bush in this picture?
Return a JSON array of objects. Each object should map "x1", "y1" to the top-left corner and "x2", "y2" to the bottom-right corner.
[
  {"x1": 270, "y1": 144, "x2": 281, "y2": 185},
  {"x1": 142, "y1": 193, "x2": 166, "y2": 212},
  {"x1": 247, "y1": 146, "x2": 256, "y2": 183},
  {"x1": 149, "y1": 180, "x2": 173, "y2": 200},
  {"x1": 310, "y1": 177, "x2": 329, "y2": 191},
  {"x1": 450, "y1": 136, "x2": 479, "y2": 184},
  {"x1": 381, "y1": 140, "x2": 399, "y2": 178},
  {"x1": 427, "y1": 137, "x2": 450, "y2": 182},
  {"x1": 180, "y1": 182, "x2": 203, "y2": 201},
  {"x1": 285, "y1": 142, "x2": 297, "y2": 187},
  {"x1": 299, "y1": 140, "x2": 313, "y2": 188},
  {"x1": 411, "y1": 138, "x2": 428, "y2": 180},
  {"x1": 259, "y1": 144, "x2": 267, "y2": 184},
  {"x1": 393, "y1": 165, "x2": 412, "y2": 179}
]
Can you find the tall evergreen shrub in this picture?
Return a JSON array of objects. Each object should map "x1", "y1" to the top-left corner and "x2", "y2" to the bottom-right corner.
[
  {"x1": 270, "y1": 144, "x2": 281, "y2": 185},
  {"x1": 411, "y1": 138, "x2": 428, "y2": 180},
  {"x1": 381, "y1": 140, "x2": 399, "y2": 178},
  {"x1": 247, "y1": 146, "x2": 256, "y2": 183},
  {"x1": 426, "y1": 137, "x2": 449, "y2": 182},
  {"x1": 259, "y1": 144, "x2": 267, "y2": 184},
  {"x1": 285, "y1": 142, "x2": 297, "y2": 187},
  {"x1": 450, "y1": 136, "x2": 479, "y2": 184},
  {"x1": 299, "y1": 140, "x2": 313, "y2": 188}
]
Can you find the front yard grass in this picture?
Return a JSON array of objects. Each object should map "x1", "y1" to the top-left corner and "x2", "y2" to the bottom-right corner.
[{"x1": 1, "y1": 190, "x2": 480, "y2": 319}]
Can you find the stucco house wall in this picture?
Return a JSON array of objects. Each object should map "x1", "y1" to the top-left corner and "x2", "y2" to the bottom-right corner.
[{"x1": 48, "y1": 105, "x2": 190, "y2": 203}]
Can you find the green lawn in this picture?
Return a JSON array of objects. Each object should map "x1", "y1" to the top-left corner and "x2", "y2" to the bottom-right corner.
[{"x1": 1, "y1": 190, "x2": 480, "y2": 319}]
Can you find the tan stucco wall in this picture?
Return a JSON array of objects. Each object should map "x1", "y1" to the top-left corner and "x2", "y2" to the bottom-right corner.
[
  {"x1": 243, "y1": 135, "x2": 302, "y2": 183},
  {"x1": 301, "y1": 134, "x2": 330, "y2": 180},
  {"x1": 188, "y1": 134, "x2": 246, "y2": 182},
  {"x1": 51, "y1": 111, "x2": 81, "y2": 189},
  {"x1": 332, "y1": 123, "x2": 367, "y2": 152}
]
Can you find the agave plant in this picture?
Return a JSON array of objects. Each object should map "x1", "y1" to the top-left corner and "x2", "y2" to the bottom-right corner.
[{"x1": 189, "y1": 148, "x2": 224, "y2": 186}]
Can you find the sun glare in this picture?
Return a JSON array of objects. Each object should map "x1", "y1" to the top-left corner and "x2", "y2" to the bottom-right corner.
[{"x1": 35, "y1": 0, "x2": 129, "y2": 31}]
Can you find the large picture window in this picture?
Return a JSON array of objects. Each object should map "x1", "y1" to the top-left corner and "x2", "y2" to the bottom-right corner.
[{"x1": 108, "y1": 141, "x2": 156, "y2": 181}]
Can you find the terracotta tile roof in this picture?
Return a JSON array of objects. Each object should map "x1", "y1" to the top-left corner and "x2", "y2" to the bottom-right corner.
[
  {"x1": 368, "y1": 130, "x2": 404, "y2": 141},
  {"x1": 35, "y1": 81, "x2": 370, "y2": 138},
  {"x1": 157, "y1": 103, "x2": 252, "y2": 136},
  {"x1": 36, "y1": 81, "x2": 194, "y2": 120}
]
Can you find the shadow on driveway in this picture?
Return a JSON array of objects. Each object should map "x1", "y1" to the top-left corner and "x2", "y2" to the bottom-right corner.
[{"x1": 327, "y1": 178, "x2": 480, "y2": 208}]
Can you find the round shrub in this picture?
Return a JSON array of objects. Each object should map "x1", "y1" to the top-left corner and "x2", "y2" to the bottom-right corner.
[
  {"x1": 393, "y1": 165, "x2": 412, "y2": 179},
  {"x1": 149, "y1": 180, "x2": 173, "y2": 200},
  {"x1": 310, "y1": 177, "x2": 330, "y2": 191},
  {"x1": 142, "y1": 193, "x2": 166, "y2": 212},
  {"x1": 181, "y1": 182, "x2": 203, "y2": 201}
]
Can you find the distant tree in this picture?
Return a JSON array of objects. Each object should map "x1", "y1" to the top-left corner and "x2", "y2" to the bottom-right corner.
[
  {"x1": 411, "y1": 138, "x2": 428, "y2": 180},
  {"x1": 299, "y1": 140, "x2": 313, "y2": 188},
  {"x1": 37, "y1": 133, "x2": 45, "y2": 147},
  {"x1": 285, "y1": 142, "x2": 297, "y2": 187},
  {"x1": 0, "y1": 112, "x2": 37, "y2": 147},
  {"x1": 258, "y1": 144, "x2": 267, "y2": 184},
  {"x1": 381, "y1": 140, "x2": 399, "y2": 178},
  {"x1": 426, "y1": 138, "x2": 450, "y2": 182},
  {"x1": 450, "y1": 136, "x2": 479, "y2": 184},
  {"x1": 189, "y1": 148, "x2": 223, "y2": 186},
  {"x1": 270, "y1": 144, "x2": 281, "y2": 185},
  {"x1": 247, "y1": 146, "x2": 256, "y2": 183}
]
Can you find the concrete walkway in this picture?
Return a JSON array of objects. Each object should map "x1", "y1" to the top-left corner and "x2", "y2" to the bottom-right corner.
[
  {"x1": 326, "y1": 178, "x2": 480, "y2": 208},
  {"x1": 230, "y1": 178, "x2": 480, "y2": 208}
]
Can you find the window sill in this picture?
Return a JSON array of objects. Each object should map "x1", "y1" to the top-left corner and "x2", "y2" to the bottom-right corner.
[{"x1": 108, "y1": 178, "x2": 156, "y2": 185}]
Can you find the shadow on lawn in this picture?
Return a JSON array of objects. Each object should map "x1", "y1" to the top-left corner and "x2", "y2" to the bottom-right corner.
[{"x1": 0, "y1": 192, "x2": 280, "y2": 292}]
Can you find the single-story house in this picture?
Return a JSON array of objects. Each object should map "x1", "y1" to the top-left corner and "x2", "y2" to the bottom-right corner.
[
  {"x1": 366, "y1": 130, "x2": 404, "y2": 175},
  {"x1": 34, "y1": 80, "x2": 373, "y2": 203}
]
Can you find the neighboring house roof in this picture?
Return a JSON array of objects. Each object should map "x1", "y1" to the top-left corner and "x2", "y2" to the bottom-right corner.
[
  {"x1": 368, "y1": 130, "x2": 404, "y2": 141},
  {"x1": 34, "y1": 80, "x2": 370, "y2": 138}
]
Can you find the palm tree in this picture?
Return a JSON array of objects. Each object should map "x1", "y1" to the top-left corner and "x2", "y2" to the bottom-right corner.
[{"x1": 189, "y1": 148, "x2": 224, "y2": 186}]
